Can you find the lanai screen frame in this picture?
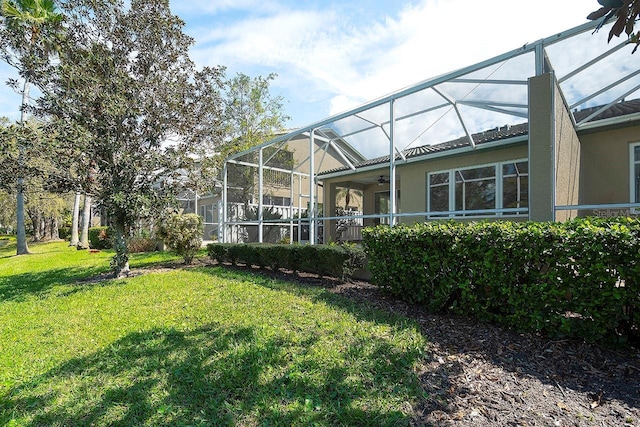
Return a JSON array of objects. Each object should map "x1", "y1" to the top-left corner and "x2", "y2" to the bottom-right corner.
[{"x1": 221, "y1": 20, "x2": 639, "y2": 244}]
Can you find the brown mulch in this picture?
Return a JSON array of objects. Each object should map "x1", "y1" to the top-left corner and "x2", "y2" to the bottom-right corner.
[
  {"x1": 87, "y1": 259, "x2": 640, "y2": 426},
  {"x1": 213, "y1": 262, "x2": 640, "y2": 427},
  {"x1": 329, "y1": 280, "x2": 640, "y2": 427}
]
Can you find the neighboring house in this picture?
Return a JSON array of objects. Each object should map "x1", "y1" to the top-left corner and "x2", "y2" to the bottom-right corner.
[
  {"x1": 181, "y1": 131, "x2": 365, "y2": 242},
  {"x1": 220, "y1": 21, "x2": 640, "y2": 244}
]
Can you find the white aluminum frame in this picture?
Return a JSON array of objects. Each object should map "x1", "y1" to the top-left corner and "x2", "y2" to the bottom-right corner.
[{"x1": 220, "y1": 20, "x2": 639, "y2": 243}]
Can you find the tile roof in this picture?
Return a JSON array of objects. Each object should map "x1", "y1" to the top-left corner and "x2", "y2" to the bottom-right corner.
[
  {"x1": 573, "y1": 98, "x2": 640, "y2": 122},
  {"x1": 319, "y1": 99, "x2": 640, "y2": 177},
  {"x1": 319, "y1": 123, "x2": 528, "y2": 175}
]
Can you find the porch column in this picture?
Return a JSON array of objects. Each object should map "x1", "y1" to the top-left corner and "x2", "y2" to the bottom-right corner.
[
  {"x1": 389, "y1": 98, "x2": 397, "y2": 226},
  {"x1": 222, "y1": 162, "x2": 228, "y2": 242},
  {"x1": 528, "y1": 72, "x2": 555, "y2": 221},
  {"x1": 289, "y1": 172, "x2": 295, "y2": 244},
  {"x1": 309, "y1": 130, "x2": 316, "y2": 244},
  {"x1": 258, "y1": 148, "x2": 264, "y2": 243}
]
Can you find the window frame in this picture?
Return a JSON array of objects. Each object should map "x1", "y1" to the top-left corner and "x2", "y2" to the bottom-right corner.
[
  {"x1": 629, "y1": 142, "x2": 640, "y2": 207},
  {"x1": 427, "y1": 158, "x2": 528, "y2": 218}
]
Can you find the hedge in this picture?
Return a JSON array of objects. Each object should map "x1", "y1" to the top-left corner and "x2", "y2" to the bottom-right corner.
[
  {"x1": 88, "y1": 226, "x2": 112, "y2": 249},
  {"x1": 207, "y1": 242, "x2": 366, "y2": 281},
  {"x1": 362, "y1": 217, "x2": 640, "y2": 346}
]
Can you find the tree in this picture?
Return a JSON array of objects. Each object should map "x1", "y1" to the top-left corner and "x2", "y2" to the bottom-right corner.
[
  {"x1": 25, "y1": 189, "x2": 65, "y2": 241},
  {"x1": 0, "y1": 0, "x2": 63, "y2": 255},
  {"x1": 222, "y1": 73, "x2": 290, "y2": 211},
  {"x1": 221, "y1": 73, "x2": 289, "y2": 158},
  {"x1": 41, "y1": 0, "x2": 223, "y2": 277},
  {"x1": 589, "y1": 0, "x2": 640, "y2": 52},
  {"x1": 77, "y1": 192, "x2": 90, "y2": 249},
  {"x1": 68, "y1": 191, "x2": 79, "y2": 245},
  {"x1": 0, "y1": 190, "x2": 16, "y2": 233}
]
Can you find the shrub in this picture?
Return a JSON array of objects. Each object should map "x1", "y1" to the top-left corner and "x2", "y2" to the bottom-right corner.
[
  {"x1": 127, "y1": 236, "x2": 158, "y2": 253},
  {"x1": 157, "y1": 213, "x2": 203, "y2": 264},
  {"x1": 206, "y1": 242, "x2": 366, "y2": 281},
  {"x1": 58, "y1": 227, "x2": 71, "y2": 241},
  {"x1": 208, "y1": 243, "x2": 231, "y2": 263},
  {"x1": 88, "y1": 226, "x2": 112, "y2": 249},
  {"x1": 362, "y1": 218, "x2": 640, "y2": 346}
]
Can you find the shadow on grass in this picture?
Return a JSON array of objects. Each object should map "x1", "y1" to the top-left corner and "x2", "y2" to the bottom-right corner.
[
  {"x1": 0, "y1": 266, "x2": 110, "y2": 303},
  {"x1": 0, "y1": 238, "x2": 15, "y2": 260},
  {"x1": 199, "y1": 265, "x2": 415, "y2": 329},
  {"x1": 1, "y1": 323, "x2": 423, "y2": 426},
  {"x1": 197, "y1": 264, "x2": 640, "y2": 421}
]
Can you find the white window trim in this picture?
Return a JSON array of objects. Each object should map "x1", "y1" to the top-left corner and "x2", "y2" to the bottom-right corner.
[
  {"x1": 427, "y1": 158, "x2": 528, "y2": 218},
  {"x1": 629, "y1": 143, "x2": 640, "y2": 213}
]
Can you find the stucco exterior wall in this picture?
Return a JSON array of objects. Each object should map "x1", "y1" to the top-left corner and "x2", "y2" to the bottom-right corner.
[
  {"x1": 579, "y1": 126, "x2": 640, "y2": 210},
  {"x1": 398, "y1": 144, "x2": 528, "y2": 225},
  {"x1": 553, "y1": 81, "x2": 581, "y2": 222},
  {"x1": 528, "y1": 73, "x2": 555, "y2": 221}
]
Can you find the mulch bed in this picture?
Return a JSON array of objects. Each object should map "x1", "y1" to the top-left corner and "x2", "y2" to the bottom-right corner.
[
  {"x1": 329, "y1": 280, "x2": 640, "y2": 426},
  {"x1": 126, "y1": 259, "x2": 640, "y2": 426}
]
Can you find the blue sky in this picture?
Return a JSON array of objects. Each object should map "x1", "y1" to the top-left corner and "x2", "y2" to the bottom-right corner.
[{"x1": 0, "y1": 0, "x2": 609, "y2": 128}]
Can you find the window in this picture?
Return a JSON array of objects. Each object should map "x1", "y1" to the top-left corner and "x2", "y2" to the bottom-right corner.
[
  {"x1": 455, "y1": 166, "x2": 496, "y2": 214},
  {"x1": 428, "y1": 160, "x2": 528, "y2": 217},
  {"x1": 262, "y1": 195, "x2": 291, "y2": 206},
  {"x1": 502, "y1": 161, "x2": 528, "y2": 213},
  {"x1": 199, "y1": 204, "x2": 216, "y2": 224},
  {"x1": 429, "y1": 172, "x2": 449, "y2": 216},
  {"x1": 631, "y1": 143, "x2": 640, "y2": 204}
]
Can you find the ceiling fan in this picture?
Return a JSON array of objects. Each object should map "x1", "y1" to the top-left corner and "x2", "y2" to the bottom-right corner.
[{"x1": 377, "y1": 175, "x2": 391, "y2": 185}]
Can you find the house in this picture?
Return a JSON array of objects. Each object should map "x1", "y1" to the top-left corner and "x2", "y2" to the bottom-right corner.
[
  {"x1": 220, "y1": 20, "x2": 640, "y2": 244},
  {"x1": 181, "y1": 131, "x2": 365, "y2": 242}
]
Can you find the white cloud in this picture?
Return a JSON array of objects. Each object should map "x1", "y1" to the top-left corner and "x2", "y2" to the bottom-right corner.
[
  {"x1": 187, "y1": 0, "x2": 600, "y2": 125},
  {"x1": 0, "y1": 0, "x2": 626, "y2": 132}
]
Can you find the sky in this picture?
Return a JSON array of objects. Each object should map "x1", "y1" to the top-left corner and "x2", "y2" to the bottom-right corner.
[{"x1": 0, "y1": 0, "x2": 613, "y2": 129}]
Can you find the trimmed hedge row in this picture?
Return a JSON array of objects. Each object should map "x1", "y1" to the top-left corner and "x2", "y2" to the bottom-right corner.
[
  {"x1": 362, "y1": 217, "x2": 640, "y2": 345},
  {"x1": 207, "y1": 243, "x2": 366, "y2": 280}
]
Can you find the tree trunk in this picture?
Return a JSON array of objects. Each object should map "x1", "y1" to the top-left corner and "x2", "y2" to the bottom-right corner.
[
  {"x1": 27, "y1": 207, "x2": 41, "y2": 242},
  {"x1": 16, "y1": 182, "x2": 30, "y2": 254},
  {"x1": 78, "y1": 193, "x2": 91, "y2": 249},
  {"x1": 16, "y1": 79, "x2": 31, "y2": 255},
  {"x1": 39, "y1": 216, "x2": 46, "y2": 240},
  {"x1": 111, "y1": 219, "x2": 129, "y2": 278},
  {"x1": 69, "y1": 192, "x2": 80, "y2": 245},
  {"x1": 49, "y1": 217, "x2": 59, "y2": 240}
]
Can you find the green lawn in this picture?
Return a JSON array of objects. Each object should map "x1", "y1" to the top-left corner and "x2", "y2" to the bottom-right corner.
[{"x1": 0, "y1": 238, "x2": 427, "y2": 426}]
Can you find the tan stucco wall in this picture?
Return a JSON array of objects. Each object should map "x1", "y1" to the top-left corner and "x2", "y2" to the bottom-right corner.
[
  {"x1": 321, "y1": 143, "x2": 528, "y2": 238},
  {"x1": 579, "y1": 126, "x2": 640, "y2": 208},
  {"x1": 528, "y1": 73, "x2": 555, "y2": 221},
  {"x1": 269, "y1": 134, "x2": 349, "y2": 209},
  {"x1": 398, "y1": 145, "x2": 528, "y2": 224},
  {"x1": 553, "y1": 81, "x2": 581, "y2": 222}
]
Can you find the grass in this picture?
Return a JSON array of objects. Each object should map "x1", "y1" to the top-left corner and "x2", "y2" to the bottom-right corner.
[{"x1": 0, "y1": 237, "x2": 428, "y2": 426}]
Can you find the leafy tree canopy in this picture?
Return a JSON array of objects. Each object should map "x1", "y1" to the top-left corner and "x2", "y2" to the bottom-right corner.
[
  {"x1": 38, "y1": 0, "x2": 224, "y2": 276},
  {"x1": 588, "y1": 0, "x2": 640, "y2": 52}
]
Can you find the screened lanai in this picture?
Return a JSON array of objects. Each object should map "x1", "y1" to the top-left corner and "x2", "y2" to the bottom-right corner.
[{"x1": 220, "y1": 19, "x2": 640, "y2": 244}]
